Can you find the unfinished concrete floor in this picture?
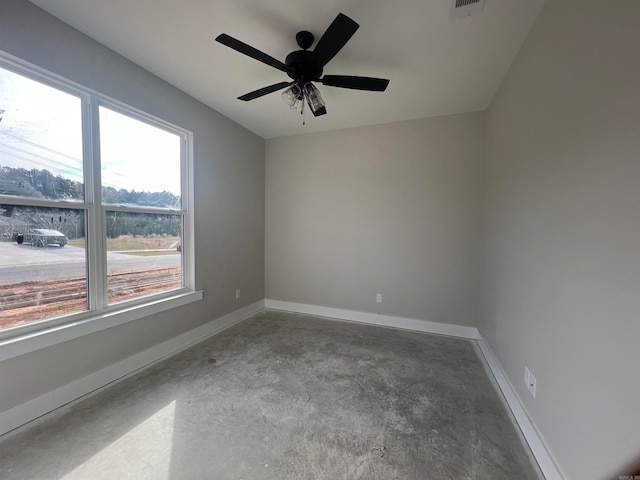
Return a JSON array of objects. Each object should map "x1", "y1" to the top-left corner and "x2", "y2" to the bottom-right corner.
[{"x1": 0, "y1": 310, "x2": 542, "y2": 479}]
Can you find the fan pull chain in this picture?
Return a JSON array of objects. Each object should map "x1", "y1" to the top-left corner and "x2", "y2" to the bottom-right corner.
[{"x1": 301, "y1": 97, "x2": 306, "y2": 126}]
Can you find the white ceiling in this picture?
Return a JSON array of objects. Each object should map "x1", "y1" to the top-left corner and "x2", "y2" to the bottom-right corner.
[{"x1": 28, "y1": 0, "x2": 545, "y2": 139}]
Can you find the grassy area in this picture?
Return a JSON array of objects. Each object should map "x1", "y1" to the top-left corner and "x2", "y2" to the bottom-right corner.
[
  {"x1": 67, "y1": 239, "x2": 85, "y2": 248},
  {"x1": 68, "y1": 235, "x2": 181, "y2": 252}
]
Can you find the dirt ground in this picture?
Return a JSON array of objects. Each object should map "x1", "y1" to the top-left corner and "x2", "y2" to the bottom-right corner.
[{"x1": 0, "y1": 268, "x2": 181, "y2": 331}]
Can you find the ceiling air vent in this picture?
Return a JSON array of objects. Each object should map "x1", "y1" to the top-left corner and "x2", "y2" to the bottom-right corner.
[{"x1": 451, "y1": 0, "x2": 486, "y2": 19}]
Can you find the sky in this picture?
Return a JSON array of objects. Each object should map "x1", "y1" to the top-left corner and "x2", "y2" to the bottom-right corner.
[{"x1": 0, "y1": 66, "x2": 181, "y2": 196}]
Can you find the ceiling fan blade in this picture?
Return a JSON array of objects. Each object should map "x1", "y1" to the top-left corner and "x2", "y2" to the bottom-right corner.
[
  {"x1": 312, "y1": 13, "x2": 359, "y2": 67},
  {"x1": 216, "y1": 34, "x2": 292, "y2": 74},
  {"x1": 238, "y1": 82, "x2": 293, "y2": 101},
  {"x1": 321, "y1": 75, "x2": 389, "y2": 91}
]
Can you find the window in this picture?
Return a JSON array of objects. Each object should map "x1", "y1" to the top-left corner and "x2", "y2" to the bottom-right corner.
[{"x1": 0, "y1": 59, "x2": 194, "y2": 336}]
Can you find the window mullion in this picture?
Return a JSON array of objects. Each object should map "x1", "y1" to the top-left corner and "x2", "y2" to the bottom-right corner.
[
  {"x1": 182, "y1": 133, "x2": 194, "y2": 290},
  {"x1": 0, "y1": 196, "x2": 88, "y2": 209},
  {"x1": 84, "y1": 96, "x2": 108, "y2": 311},
  {"x1": 103, "y1": 205, "x2": 184, "y2": 216}
]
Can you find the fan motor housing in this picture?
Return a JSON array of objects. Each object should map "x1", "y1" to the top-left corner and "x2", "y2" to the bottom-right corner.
[{"x1": 285, "y1": 50, "x2": 323, "y2": 83}]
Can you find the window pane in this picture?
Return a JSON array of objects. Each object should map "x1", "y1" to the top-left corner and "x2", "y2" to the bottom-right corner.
[
  {"x1": 0, "y1": 204, "x2": 87, "y2": 331},
  {"x1": 99, "y1": 107, "x2": 181, "y2": 209},
  {"x1": 105, "y1": 211, "x2": 182, "y2": 305},
  {"x1": 0, "y1": 67, "x2": 84, "y2": 201}
]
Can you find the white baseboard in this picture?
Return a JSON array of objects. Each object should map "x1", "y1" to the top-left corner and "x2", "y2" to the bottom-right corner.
[
  {"x1": 476, "y1": 336, "x2": 564, "y2": 480},
  {"x1": 264, "y1": 299, "x2": 480, "y2": 339},
  {"x1": 0, "y1": 300, "x2": 265, "y2": 437}
]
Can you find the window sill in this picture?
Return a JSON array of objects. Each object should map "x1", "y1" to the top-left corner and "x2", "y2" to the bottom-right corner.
[{"x1": 0, "y1": 290, "x2": 203, "y2": 362}]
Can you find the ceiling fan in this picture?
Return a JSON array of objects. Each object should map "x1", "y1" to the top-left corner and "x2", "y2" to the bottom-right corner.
[{"x1": 215, "y1": 13, "x2": 390, "y2": 118}]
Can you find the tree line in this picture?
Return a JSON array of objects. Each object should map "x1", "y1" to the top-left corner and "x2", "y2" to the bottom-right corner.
[{"x1": 0, "y1": 165, "x2": 180, "y2": 208}]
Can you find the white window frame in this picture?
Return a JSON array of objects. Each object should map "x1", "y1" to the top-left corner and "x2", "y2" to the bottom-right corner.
[{"x1": 0, "y1": 53, "x2": 201, "y2": 361}]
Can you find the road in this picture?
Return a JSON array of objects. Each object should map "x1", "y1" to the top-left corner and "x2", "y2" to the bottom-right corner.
[{"x1": 0, "y1": 242, "x2": 180, "y2": 286}]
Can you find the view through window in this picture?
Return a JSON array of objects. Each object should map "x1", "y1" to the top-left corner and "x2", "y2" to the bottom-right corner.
[
  {"x1": 0, "y1": 63, "x2": 188, "y2": 333},
  {"x1": 99, "y1": 106, "x2": 183, "y2": 305}
]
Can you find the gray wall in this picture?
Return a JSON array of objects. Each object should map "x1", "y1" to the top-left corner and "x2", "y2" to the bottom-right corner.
[
  {"x1": 481, "y1": 0, "x2": 640, "y2": 478},
  {"x1": 266, "y1": 113, "x2": 484, "y2": 327},
  {"x1": 0, "y1": 0, "x2": 265, "y2": 413}
]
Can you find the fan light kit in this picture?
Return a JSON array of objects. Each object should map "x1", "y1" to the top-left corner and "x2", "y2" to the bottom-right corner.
[
  {"x1": 281, "y1": 83, "x2": 325, "y2": 118},
  {"x1": 216, "y1": 13, "x2": 389, "y2": 124}
]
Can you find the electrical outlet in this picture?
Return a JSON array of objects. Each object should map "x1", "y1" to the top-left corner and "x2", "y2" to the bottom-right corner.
[
  {"x1": 529, "y1": 373, "x2": 537, "y2": 398},
  {"x1": 235, "y1": 289, "x2": 241, "y2": 300},
  {"x1": 376, "y1": 293, "x2": 383, "y2": 303},
  {"x1": 524, "y1": 367, "x2": 537, "y2": 398}
]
